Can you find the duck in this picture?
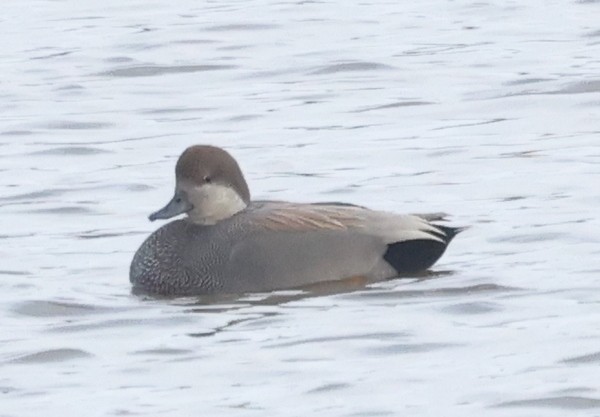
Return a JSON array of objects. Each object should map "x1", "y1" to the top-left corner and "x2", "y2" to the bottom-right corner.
[{"x1": 130, "y1": 145, "x2": 464, "y2": 296}]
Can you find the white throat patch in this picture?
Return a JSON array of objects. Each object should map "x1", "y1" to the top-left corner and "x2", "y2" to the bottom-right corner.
[{"x1": 187, "y1": 183, "x2": 247, "y2": 225}]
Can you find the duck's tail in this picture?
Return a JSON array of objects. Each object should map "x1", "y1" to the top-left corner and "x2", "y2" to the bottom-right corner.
[{"x1": 383, "y1": 223, "x2": 466, "y2": 274}]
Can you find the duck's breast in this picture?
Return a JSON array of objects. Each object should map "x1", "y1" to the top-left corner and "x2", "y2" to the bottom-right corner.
[{"x1": 130, "y1": 220, "x2": 229, "y2": 295}]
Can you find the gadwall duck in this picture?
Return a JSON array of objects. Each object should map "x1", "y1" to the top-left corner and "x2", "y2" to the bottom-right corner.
[{"x1": 130, "y1": 145, "x2": 463, "y2": 296}]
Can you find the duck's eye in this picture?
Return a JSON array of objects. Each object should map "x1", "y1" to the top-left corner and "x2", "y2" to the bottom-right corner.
[
  {"x1": 175, "y1": 197, "x2": 182, "y2": 203},
  {"x1": 203, "y1": 175, "x2": 212, "y2": 183}
]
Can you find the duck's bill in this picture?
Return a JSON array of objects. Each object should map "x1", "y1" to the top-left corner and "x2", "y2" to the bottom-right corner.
[{"x1": 148, "y1": 192, "x2": 193, "y2": 221}]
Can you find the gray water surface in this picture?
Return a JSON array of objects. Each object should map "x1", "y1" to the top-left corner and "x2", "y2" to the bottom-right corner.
[{"x1": 1, "y1": 1, "x2": 600, "y2": 416}]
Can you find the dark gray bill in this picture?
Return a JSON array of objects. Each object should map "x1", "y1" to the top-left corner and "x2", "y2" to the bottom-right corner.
[{"x1": 148, "y1": 191, "x2": 193, "y2": 221}]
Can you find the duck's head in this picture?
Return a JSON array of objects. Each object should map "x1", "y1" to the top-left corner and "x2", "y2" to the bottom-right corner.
[{"x1": 149, "y1": 145, "x2": 250, "y2": 225}]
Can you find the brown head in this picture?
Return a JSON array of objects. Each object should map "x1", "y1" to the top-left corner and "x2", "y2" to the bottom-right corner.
[{"x1": 149, "y1": 145, "x2": 250, "y2": 224}]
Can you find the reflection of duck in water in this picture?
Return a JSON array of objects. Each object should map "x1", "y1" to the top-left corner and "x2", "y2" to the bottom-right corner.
[{"x1": 130, "y1": 145, "x2": 464, "y2": 296}]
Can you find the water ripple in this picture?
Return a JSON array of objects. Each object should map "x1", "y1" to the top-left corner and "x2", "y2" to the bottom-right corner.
[
  {"x1": 309, "y1": 61, "x2": 393, "y2": 75},
  {"x1": 8, "y1": 348, "x2": 92, "y2": 364},
  {"x1": 494, "y1": 396, "x2": 600, "y2": 410},
  {"x1": 99, "y1": 64, "x2": 237, "y2": 77}
]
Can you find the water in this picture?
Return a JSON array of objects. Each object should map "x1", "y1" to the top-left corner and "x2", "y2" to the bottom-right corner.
[{"x1": 2, "y1": 0, "x2": 600, "y2": 416}]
